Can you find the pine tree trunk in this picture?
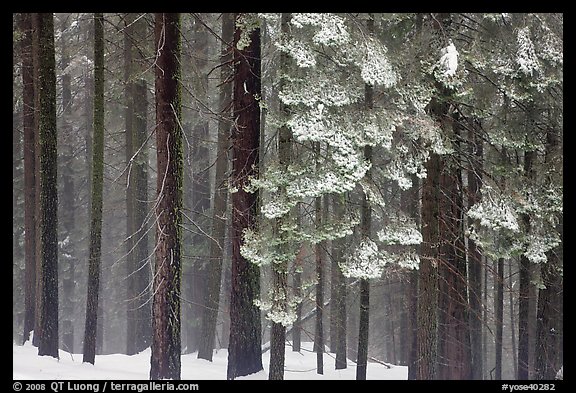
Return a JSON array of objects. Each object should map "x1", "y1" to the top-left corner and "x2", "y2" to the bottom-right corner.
[
  {"x1": 268, "y1": 13, "x2": 293, "y2": 380},
  {"x1": 185, "y1": 19, "x2": 212, "y2": 355},
  {"x1": 150, "y1": 12, "x2": 183, "y2": 380},
  {"x1": 333, "y1": 194, "x2": 347, "y2": 370},
  {"x1": 401, "y1": 174, "x2": 419, "y2": 379},
  {"x1": 32, "y1": 11, "x2": 43, "y2": 349},
  {"x1": 124, "y1": 12, "x2": 137, "y2": 357},
  {"x1": 20, "y1": 12, "x2": 36, "y2": 346},
  {"x1": 509, "y1": 259, "x2": 518, "y2": 378},
  {"x1": 467, "y1": 120, "x2": 484, "y2": 380},
  {"x1": 197, "y1": 11, "x2": 234, "y2": 362},
  {"x1": 292, "y1": 242, "x2": 303, "y2": 352},
  {"x1": 313, "y1": 192, "x2": 324, "y2": 375},
  {"x1": 60, "y1": 16, "x2": 75, "y2": 353},
  {"x1": 495, "y1": 257, "x2": 504, "y2": 379},
  {"x1": 133, "y1": 79, "x2": 151, "y2": 353},
  {"x1": 226, "y1": 13, "x2": 263, "y2": 380},
  {"x1": 437, "y1": 116, "x2": 472, "y2": 380},
  {"x1": 83, "y1": 13, "x2": 105, "y2": 365},
  {"x1": 535, "y1": 126, "x2": 563, "y2": 380},
  {"x1": 417, "y1": 151, "x2": 440, "y2": 380},
  {"x1": 518, "y1": 149, "x2": 535, "y2": 380},
  {"x1": 33, "y1": 12, "x2": 59, "y2": 359},
  {"x1": 356, "y1": 22, "x2": 374, "y2": 376},
  {"x1": 124, "y1": 14, "x2": 151, "y2": 356}
]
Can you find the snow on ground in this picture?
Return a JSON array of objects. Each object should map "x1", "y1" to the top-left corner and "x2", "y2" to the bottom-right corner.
[{"x1": 13, "y1": 340, "x2": 407, "y2": 380}]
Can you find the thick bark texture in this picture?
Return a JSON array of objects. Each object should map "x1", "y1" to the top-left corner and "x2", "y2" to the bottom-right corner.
[
  {"x1": 150, "y1": 13, "x2": 183, "y2": 380},
  {"x1": 33, "y1": 12, "x2": 59, "y2": 359},
  {"x1": 227, "y1": 14, "x2": 263, "y2": 380},
  {"x1": 83, "y1": 13, "x2": 105, "y2": 365}
]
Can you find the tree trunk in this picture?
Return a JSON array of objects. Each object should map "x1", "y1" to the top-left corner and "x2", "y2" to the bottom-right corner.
[
  {"x1": 314, "y1": 193, "x2": 324, "y2": 375},
  {"x1": 33, "y1": 12, "x2": 59, "y2": 359},
  {"x1": 197, "y1": 11, "x2": 234, "y2": 362},
  {"x1": 417, "y1": 151, "x2": 440, "y2": 380},
  {"x1": 437, "y1": 116, "x2": 472, "y2": 380},
  {"x1": 150, "y1": 12, "x2": 183, "y2": 381},
  {"x1": 535, "y1": 126, "x2": 563, "y2": 380},
  {"x1": 333, "y1": 194, "x2": 347, "y2": 370},
  {"x1": 356, "y1": 21, "x2": 374, "y2": 376},
  {"x1": 20, "y1": 12, "x2": 36, "y2": 346},
  {"x1": 125, "y1": 14, "x2": 151, "y2": 356},
  {"x1": 509, "y1": 259, "x2": 518, "y2": 378},
  {"x1": 226, "y1": 13, "x2": 263, "y2": 380},
  {"x1": 269, "y1": 267, "x2": 287, "y2": 380},
  {"x1": 32, "y1": 10, "x2": 42, "y2": 349},
  {"x1": 133, "y1": 79, "x2": 151, "y2": 353},
  {"x1": 495, "y1": 258, "x2": 504, "y2": 379},
  {"x1": 292, "y1": 242, "x2": 303, "y2": 352},
  {"x1": 59, "y1": 15, "x2": 75, "y2": 353},
  {"x1": 401, "y1": 174, "x2": 419, "y2": 380},
  {"x1": 518, "y1": 149, "x2": 535, "y2": 380},
  {"x1": 185, "y1": 18, "x2": 212, "y2": 355},
  {"x1": 467, "y1": 119, "x2": 484, "y2": 380},
  {"x1": 83, "y1": 13, "x2": 105, "y2": 365},
  {"x1": 124, "y1": 12, "x2": 137, "y2": 356}
]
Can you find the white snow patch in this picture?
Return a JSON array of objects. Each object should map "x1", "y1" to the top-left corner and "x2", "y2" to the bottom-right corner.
[
  {"x1": 13, "y1": 341, "x2": 407, "y2": 380},
  {"x1": 439, "y1": 42, "x2": 459, "y2": 77}
]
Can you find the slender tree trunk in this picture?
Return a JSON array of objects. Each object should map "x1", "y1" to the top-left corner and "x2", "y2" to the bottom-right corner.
[
  {"x1": 83, "y1": 13, "x2": 105, "y2": 365},
  {"x1": 59, "y1": 16, "x2": 75, "y2": 353},
  {"x1": 356, "y1": 18, "x2": 375, "y2": 377},
  {"x1": 329, "y1": 233, "x2": 338, "y2": 353},
  {"x1": 185, "y1": 18, "x2": 212, "y2": 354},
  {"x1": 401, "y1": 174, "x2": 419, "y2": 379},
  {"x1": 495, "y1": 258, "x2": 504, "y2": 379},
  {"x1": 333, "y1": 194, "x2": 347, "y2": 370},
  {"x1": 197, "y1": 11, "x2": 234, "y2": 362},
  {"x1": 292, "y1": 241, "x2": 303, "y2": 352},
  {"x1": 133, "y1": 79, "x2": 151, "y2": 353},
  {"x1": 467, "y1": 119, "x2": 484, "y2": 380},
  {"x1": 269, "y1": 265, "x2": 288, "y2": 380},
  {"x1": 313, "y1": 193, "x2": 324, "y2": 375},
  {"x1": 32, "y1": 12, "x2": 59, "y2": 359},
  {"x1": 509, "y1": 259, "x2": 518, "y2": 378},
  {"x1": 518, "y1": 150, "x2": 535, "y2": 380},
  {"x1": 269, "y1": 15, "x2": 293, "y2": 380},
  {"x1": 125, "y1": 14, "x2": 151, "y2": 356},
  {"x1": 150, "y1": 12, "x2": 183, "y2": 380},
  {"x1": 518, "y1": 247, "x2": 530, "y2": 378},
  {"x1": 227, "y1": 13, "x2": 263, "y2": 380},
  {"x1": 124, "y1": 12, "x2": 137, "y2": 356},
  {"x1": 20, "y1": 12, "x2": 36, "y2": 346}
]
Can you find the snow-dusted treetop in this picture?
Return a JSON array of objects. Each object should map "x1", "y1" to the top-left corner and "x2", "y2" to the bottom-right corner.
[{"x1": 439, "y1": 42, "x2": 459, "y2": 77}]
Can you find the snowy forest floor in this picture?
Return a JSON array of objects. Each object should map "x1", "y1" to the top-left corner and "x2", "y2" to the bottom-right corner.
[{"x1": 13, "y1": 340, "x2": 407, "y2": 380}]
